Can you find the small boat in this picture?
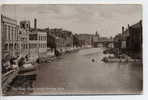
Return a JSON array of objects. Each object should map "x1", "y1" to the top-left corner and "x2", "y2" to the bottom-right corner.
[
  {"x1": 19, "y1": 63, "x2": 36, "y2": 74},
  {"x1": 102, "y1": 57, "x2": 121, "y2": 62},
  {"x1": 102, "y1": 56, "x2": 141, "y2": 63},
  {"x1": 92, "y1": 59, "x2": 95, "y2": 62}
]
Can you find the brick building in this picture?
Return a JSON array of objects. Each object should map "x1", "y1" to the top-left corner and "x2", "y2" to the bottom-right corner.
[
  {"x1": 113, "y1": 20, "x2": 142, "y2": 59},
  {"x1": 47, "y1": 28, "x2": 73, "y2": 53},
  {"x1": 126, "y1": 20, "x2": 142, "y2": 58}
]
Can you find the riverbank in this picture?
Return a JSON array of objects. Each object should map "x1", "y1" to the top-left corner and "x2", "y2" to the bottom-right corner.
[
  {"x1": 37, "y1": 47, "x2": 80, "y2": 63},
  {"x1": 3, "y1": 47, "x2": 81, "y2": 96},
  {"x1": 102, "y1": 48, "x2": 142, "y2": 63}
]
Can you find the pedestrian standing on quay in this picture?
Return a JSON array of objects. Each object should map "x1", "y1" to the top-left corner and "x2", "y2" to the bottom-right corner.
[{"x1": 10, "y1": 57, "x2": 19, "y2": 70}]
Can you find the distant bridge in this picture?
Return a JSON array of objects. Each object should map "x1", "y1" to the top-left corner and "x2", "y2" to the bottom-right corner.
[{"x1": 93, "y1": 39, "x2": 114, "y2": 47}]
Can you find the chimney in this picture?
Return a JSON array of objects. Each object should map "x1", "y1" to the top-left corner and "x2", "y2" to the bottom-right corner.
[
  {"x1": 34, "y1": 18, "x2": 37, "y2": 29},
  {"x1": 122, "y1": 26, "x2": 124, "y2": 33},
  {"x1": 128, "y1": 24, "x2": 130, "y2": 29}
]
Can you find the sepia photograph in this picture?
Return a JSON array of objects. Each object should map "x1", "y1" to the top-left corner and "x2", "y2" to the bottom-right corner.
[{"x1": 1, "y1": 4, "x2": 143, "y2": 96}]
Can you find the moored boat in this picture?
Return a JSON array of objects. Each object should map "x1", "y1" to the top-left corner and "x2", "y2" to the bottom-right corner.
[{"x1": 102, "y1": 55, "x2": 141, "y2": 63}]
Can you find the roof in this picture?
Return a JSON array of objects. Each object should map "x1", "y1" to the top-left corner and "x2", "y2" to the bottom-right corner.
[
  {"x1": 130, "y1": 20, "x2": 142, "y2": 29},
  {"x1": 1, "y1": 14, "x2": 17, "y2": 24}
]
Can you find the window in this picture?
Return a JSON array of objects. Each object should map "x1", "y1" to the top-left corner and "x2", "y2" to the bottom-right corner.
[
  {"x1": 21, "y1": 23, "x2": 25, "y2": 29},
  {"x1": 16, "y1": 28, "x2": 19, "y2": 41},
  {"x1": 4, "y1": 44, "x2": 8, "y2": 50},
  {"x1": 12, "y1": 27, "x2": 13, "y2": 41},
  {"x1": 11, "y1": 27, "x2": 13, "y2": 40},
  {"x1": 26, "y1": 24, "x2": 29, "y2": 29},
  {"x1": 26, "y1": 44, "x2": 28, "y2": 49},
  {"x1": 15, "y1": 27, "x2": 17, "y2": 40},
  {"x1": 44, "y1": 36, "x2": 45, "y2": 40},
  {"x1": 29, "y1": 34, "x2": 37, "y2": 40},
  {"x1": 13, "y1": 27, "x2": 16, "y2": 40},
  {"x1": 13, "y1": 27, "x2": 15, "y2": 40},
  {"x1": 8, "y1": 25, "x2": 10, "y2": 40},
  {"x1": 4, "y1": 24, "x2": 7, "y2": 40}
]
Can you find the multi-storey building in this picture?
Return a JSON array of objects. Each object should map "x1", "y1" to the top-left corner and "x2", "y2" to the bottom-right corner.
[
  {"x1": 29, "y1": 19, "x2": 47, "y2": 61},
  {"x1": 113, "y1": 20, "x2": 142, "y2": 58},
  {"x1": 29, "y1": 29, "x2": 38, "y2": 61},
  {"x1": 92, "y1": 31, "x2": 100, "y2": 47},
  {"x1": 127, "y1": 20, "x2": 142, "y2": 53},
  {"x1": 1, "y1": 15, "x2": 20, "y2": 59},
  {"x1": 47, "y1": 29, "x2": 56, "y2": 50},
  {"x1": 126, "y1": 20, "x2": 142, "y2": 59},
  {"x1": 73, "y1": 34, "x2": 81, "y2": 48},
  {"x1": 77, "y1": 34, "x2": 92, "y2": 47},
  {"x1": 62, "y1": 30, "x2": 73, "y2": 48},
  {"x1": 47, "y1": 28, "x2": 73, "y2": 53},
  {"x1": 19, "y1": 20, "x2": 30, "y2": 57},
  {"x1": 38, "y1": 29, "x2": 47, "y2": 57}
]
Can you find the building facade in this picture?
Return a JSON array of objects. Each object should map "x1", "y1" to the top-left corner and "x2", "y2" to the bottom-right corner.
[
  {"x1": 92, "y1": 31, "x2": 100, "y2": 47},
  {"x1": 38, "y1": 29, "x2": 47, "y2": 57},
  {"x1": 29, "y1": 19, "x2": 47, "y2": 61},
  {"x1": 19, "y1": 20, "x2": 30, "y2": 57},
  {"x1": 113, "y1": 20, "x2": 142, "y2": 59},
  {"x1": 77, "y1": 34, "x2": 92, "y2": 47},
  {"x1": 126, "y1": 20, "x2": 142, "y2": 58},
  {"x1": 29, "y1": 29, "x2": 38, "y2": 61},
  {"x1": 127, "y1": 20, "x2": 142, "y2": 53},
  {"x1": 1, "y1": 15, "x2": 20, "y2": 59},
  {"x1": 47, "y1": 28, "x2": 73, "y2": 53}
]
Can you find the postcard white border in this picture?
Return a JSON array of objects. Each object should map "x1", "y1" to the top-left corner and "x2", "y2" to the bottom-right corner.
[{"x1": 0, "y1": 0, "x2": 148, "y2": 100}]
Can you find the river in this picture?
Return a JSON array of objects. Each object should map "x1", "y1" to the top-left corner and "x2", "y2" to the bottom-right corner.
[{"x1": 32, "y1": 47, "x2": 143, "y2": 95}]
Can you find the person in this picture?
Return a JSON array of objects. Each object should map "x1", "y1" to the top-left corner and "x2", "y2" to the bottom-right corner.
[
  {"x1": 25, "y1": 55, "x2": 29, "y2": 62},
  {"x1": 10, "y1": 57, "x2": 19, "y2": 70},
  {"x1": 18, "y1": 56, "x2": 25, "y2": 67},
  {"x1": 3, "y1": 55, "x2": 12, "y2": 72},
  {"x1": 2, "y1": 59, "x2": 10, "y2": 73},
  {"x1": 92, "y1": 58, "x2": 95, "y2": 62},
  {"x1": 55, "y1": 49, "x2": 60, "y2": 56}
]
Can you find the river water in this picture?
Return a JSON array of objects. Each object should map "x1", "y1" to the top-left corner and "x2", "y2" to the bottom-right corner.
[{"x1": 32, "y1": 47, "x2": 143, "y2": 94}]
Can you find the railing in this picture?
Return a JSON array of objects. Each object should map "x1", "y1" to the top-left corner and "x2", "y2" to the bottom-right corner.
[{"x1": 2, "y1": 70, "x2": 18, "y2": 91}]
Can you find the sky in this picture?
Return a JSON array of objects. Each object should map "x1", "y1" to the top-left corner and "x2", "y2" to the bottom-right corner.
[{"x1": 1, "y1": 4, "x2": 142, "y2": 37}]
